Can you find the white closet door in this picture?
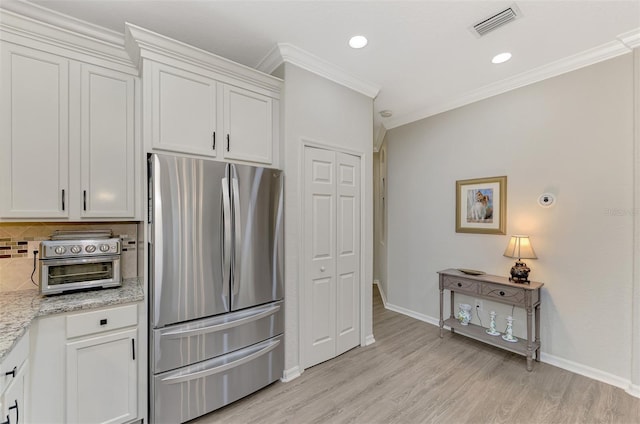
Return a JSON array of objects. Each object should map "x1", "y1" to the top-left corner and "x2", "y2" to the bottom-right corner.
[
  {"x1": 335, "y1": 152, "x2": 361, "y2": 355},
  {"x1": 304, "y1": 147, "x2": 337, "y2": 367},
  {"x1": 303, "y1": 146, "x2": 361, "y2": 368}
]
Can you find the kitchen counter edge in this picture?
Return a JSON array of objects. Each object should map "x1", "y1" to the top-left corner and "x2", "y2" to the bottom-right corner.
[{"x1": 0, "y1": 278, "x2": 143, "y2": 362}]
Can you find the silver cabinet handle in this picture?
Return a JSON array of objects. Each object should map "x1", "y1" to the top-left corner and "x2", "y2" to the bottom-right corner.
[
  {"x1": 163, "y1": 304, "x2": 281, "y2": 339},
  {"x1": 161, "y1": 339, "x2": 280, "y2": 384}
]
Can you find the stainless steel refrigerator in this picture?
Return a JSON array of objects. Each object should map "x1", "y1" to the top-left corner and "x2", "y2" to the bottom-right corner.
[{"x1": 148, "y1": 153, "x2": 284, "y2": 423}]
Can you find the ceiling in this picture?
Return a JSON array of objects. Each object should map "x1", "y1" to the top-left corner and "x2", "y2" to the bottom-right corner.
[{"x1": 12, "y1": 0, "x2": 640, "y2": 147}]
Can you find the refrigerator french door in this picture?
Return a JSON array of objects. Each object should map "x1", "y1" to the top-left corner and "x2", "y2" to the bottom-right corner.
[{"x1": 149, "y1": 153, "x2": 284, "y2": 423}]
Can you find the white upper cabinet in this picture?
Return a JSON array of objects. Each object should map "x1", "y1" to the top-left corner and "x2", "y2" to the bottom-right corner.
[
  {"x1": 223, "y1": 84, "x2": 273, "y2": 164},
  {"x1": 127, "y1": 23, "x2": 282, "y2": 167},
  {"x1": 80, "y1": 64, "x2": 136, "y2": 218},
  {"x1": 0, "y1": 8, "x2": 141, "y2": 221},
  {"x1": 150, "y1": 62, "x2": 218, "y2": 157},
  {"x1": 0, "y1": 43, "x2": 70, "y2": 219},
  {"x1": 0, "y1": 41, "x2": 139, "y2": 221}
]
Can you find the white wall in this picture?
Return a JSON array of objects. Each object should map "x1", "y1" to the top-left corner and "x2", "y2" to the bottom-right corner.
[
  {"x1": 384, "y1": 54, "x2": 634, "y2": 382},
  {"x1": 373, "y1": 141, "x2": 389, "y2": 298},
  {"x1": 279, "y1": 63, "x2": 374, "y2": 377}
]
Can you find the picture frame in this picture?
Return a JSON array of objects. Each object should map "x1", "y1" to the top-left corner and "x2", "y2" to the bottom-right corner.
[{"x1": 456, "y1": 176, "x2": 507, "y2": 235}]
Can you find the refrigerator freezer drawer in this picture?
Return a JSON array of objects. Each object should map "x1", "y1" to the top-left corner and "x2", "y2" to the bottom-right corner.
[
  {"x1": 152, "y1": 335, "x2": 284, "y2": 424},
  {"x1": 152, "y1": 300, "x2": 284, "y2": 373}
]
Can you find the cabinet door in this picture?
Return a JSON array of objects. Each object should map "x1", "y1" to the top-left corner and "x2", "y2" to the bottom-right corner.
[
  {"x1": 66, "y1": 329, "x2": 137, "y2": 424},
  {"x1": 150, "y1": 62, "x2": 217, "y2": 157},
  {"x1": 0, "y1": 43, "x2": 69, "y2": 218},
  {"x1": 223, "y1": 84, "x2": 272, "y2": 164},
  {"x1": 80, "y1": 64, "x2": 136, "y2": 218},
  {"x1": 1, "y1": 361, "x2": 27, "y2": 424}
]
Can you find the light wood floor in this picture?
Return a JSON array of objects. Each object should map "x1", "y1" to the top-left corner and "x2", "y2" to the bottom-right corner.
[{"x1": 193, "y1": 286, "x2": 640, "y2": 424}]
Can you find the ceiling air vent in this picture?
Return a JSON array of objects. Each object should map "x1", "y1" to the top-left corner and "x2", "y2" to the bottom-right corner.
[{"x1": 472, "y1": 5, "x2": 521, "y2": 37}]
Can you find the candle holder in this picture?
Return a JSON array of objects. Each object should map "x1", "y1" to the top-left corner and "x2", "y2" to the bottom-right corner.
[
  {"x1": 501, "y1": 315, "x2": 518, "y2": 343},
  {"x1": 485, "y1": 311, "x2": 500, "y2": 336}
]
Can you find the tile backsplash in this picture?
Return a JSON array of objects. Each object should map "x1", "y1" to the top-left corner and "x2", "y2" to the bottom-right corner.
[{"x1": 0, "y1": 222, "x2": 139, "y2": 292}]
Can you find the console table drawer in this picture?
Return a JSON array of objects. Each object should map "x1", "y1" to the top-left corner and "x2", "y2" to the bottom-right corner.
[
  {"x1": 481, "y1": 283, "x2": 525, "y2": 306},
  {"x1": 442, "y1": 276, "x2": 477, "y2": 294}
]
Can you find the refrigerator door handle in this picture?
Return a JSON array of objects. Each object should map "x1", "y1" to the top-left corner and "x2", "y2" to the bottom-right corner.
[
  {"x1": 160, "y1": 338, "x2": 281, "y2": 384},
  {"x1": 231, "y1": 165, "x2": 242, "y2": 295},
  {"x1": 161, "y1": 304, "x2": 281, "y2": 339},
  {"x1": 222, "y1": 176, "x2": 232, "y2": 300}
]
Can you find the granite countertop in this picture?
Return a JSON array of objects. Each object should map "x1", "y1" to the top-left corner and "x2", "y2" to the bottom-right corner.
[{"x1": 0, "y1": 278, "x2": 143, "y2": 362}]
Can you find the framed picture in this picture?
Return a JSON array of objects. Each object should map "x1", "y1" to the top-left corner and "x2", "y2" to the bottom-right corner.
[{"x1": 456, "y1": 176, "x2": 507, "y2": 234}]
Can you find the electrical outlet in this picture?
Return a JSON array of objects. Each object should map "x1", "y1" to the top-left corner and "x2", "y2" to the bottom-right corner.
[{"x1": 474, "y1": 299, "x2": 483, "y2": 311}]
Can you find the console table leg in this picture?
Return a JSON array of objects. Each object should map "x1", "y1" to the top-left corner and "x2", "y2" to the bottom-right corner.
[
  {"x1": 449, "y1": 291, "x2": 455, "y2": 334},
  {"x1": 535, "y1": 304, "x2": 541, "y2": 362},
  {"x1": 439, "y1": 286, "x2": 444, "y2": 338},
  {"x1": 526, "y1": 306, "x2": 533, "y2": 371}
]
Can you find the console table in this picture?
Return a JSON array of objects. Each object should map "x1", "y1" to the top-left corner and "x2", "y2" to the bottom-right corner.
[{"x1": 438, "y1": 268, "x2": 544, "y2": 371}]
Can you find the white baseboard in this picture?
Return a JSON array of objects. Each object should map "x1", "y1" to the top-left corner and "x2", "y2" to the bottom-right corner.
[
  {"x1": 364, "y1": 334, "x2": 376, "y2": 346},
  {"x1": 377, "y1": 296, "x2": 640, "y2": 398},
  {"x1": 540, "y1": 352, "x2": 633, "y2": 395},
  {"x1": 281, "y1": 365, "x2": 302, "y2": 383},
  {"x1": 374, "y1": 279, "x2": 388, "y2": 307},
  {"x1": 627, "y1": 382, "x2": 640, "y2": 398},
  {"x1": 385, "y1": 301, "x2": 441, "y2": 327}
]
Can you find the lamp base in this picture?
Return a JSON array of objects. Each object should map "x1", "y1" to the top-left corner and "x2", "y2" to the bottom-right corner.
[{"x1": 509, "y1": 260, "x2": 531, "y2": 284}]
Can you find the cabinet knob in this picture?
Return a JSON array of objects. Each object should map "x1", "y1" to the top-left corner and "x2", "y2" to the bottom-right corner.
[
  {"x1": 100, "y1": 318, "x2": 108, "y2": 326},
  {"x1": 499, "y1": 291, "x2": 505, "y2": 296},
  {"x1": 457, "y1": 282, "x2": 462, "y2": 287},
  {"x1": 320, "y1": 266, "x2": 326, "y2": 272}
]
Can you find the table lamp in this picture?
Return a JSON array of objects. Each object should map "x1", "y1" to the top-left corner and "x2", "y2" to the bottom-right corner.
[{"x1": 503, "y1": 235, "x2": 537, "y2": 283}]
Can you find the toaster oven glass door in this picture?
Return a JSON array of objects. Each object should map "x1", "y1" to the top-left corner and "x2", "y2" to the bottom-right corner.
[{"x1": 41, "y1": 255, "x2": 121, "y2": 292}]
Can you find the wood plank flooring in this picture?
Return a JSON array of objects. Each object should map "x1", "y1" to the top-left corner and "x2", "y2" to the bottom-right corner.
[{"x1": 192, "y1": 287, "x2": 640, "y2": 423}]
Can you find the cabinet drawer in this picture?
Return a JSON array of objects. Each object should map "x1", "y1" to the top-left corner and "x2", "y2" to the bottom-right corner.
[
  {"x1": 0, "y1": 330, "x2": 29, "y2": 394},
  {"x1": 442, "y1": 276, "x2": 478, "y2": 294},
  {"x1": 67, "y1": 304, "x2": 137, "y2": 339},
  {"x1": 481, "y1": 283, "x2": 525, "y2": 306}
]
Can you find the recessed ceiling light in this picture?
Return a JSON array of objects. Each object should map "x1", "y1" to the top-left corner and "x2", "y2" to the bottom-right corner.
[
  {"x1": 492, "y1": 52, "x2": 512, "y2": 64},
  {"x1": 349, "y1": 35, "x2": 368, "y2": 49}
]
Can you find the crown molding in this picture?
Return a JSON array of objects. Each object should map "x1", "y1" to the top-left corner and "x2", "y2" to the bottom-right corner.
[
  {"x1": 257, "y1": 42, "x2": 380, "y2": 99},
  {"x1": 384, "y1": 32, "x2": 637, "y2": 130},
  {"x1": 619, "y1": 28, "x2": 640, "y2": 49},
  {"x1": 125, "y1": 23, "x2": 282, "y2": 95},
  {"x1": 0, "y1": 2, "x2": 136, "y2": 74},
  {"x1": 0, "y1": 0, "x2": 124, "y2": 44}
]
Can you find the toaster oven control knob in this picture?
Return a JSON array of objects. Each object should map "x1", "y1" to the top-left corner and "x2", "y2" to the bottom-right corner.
[
  {"x1": 54, "y1": 246, "x2": 66, "y2": 255},
  {"x1": 99, "y1": 244, "x2": 110, "y2": 253},
  {"x1": 70, "y1": 245, "x2": 82, "y2": 254},
  {"x1": 85, "y1": 245, "x2": 96, "y2": 253}
]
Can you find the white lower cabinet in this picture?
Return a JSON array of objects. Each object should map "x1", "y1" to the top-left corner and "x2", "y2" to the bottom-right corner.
[
  {"x1": 0, "y1": 331, "x2": 29, "y2": 424},
  {"x1": 66, "y1": 328, "x2": 137, "y2": 424},
  {"x1": 29, "y1": 303, "x2": 140, "y2": 424},
  {"x1": 1, "y1": 364, "x2": 27, "y2": 424}
]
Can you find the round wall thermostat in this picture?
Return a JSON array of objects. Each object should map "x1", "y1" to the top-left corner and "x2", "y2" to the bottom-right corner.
[{"x1": 538, "y1": 193, "x2": 556, "y2": 208}]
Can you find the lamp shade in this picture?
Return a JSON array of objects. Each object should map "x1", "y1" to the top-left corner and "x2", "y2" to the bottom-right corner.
[{"x1": 503, "y1": 235, "x2": 537, "y2": 260}]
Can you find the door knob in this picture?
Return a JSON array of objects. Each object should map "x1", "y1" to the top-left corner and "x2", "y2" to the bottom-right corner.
[{"x1": 320, "y1": 266, "x2": 326, "y2": 272}]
